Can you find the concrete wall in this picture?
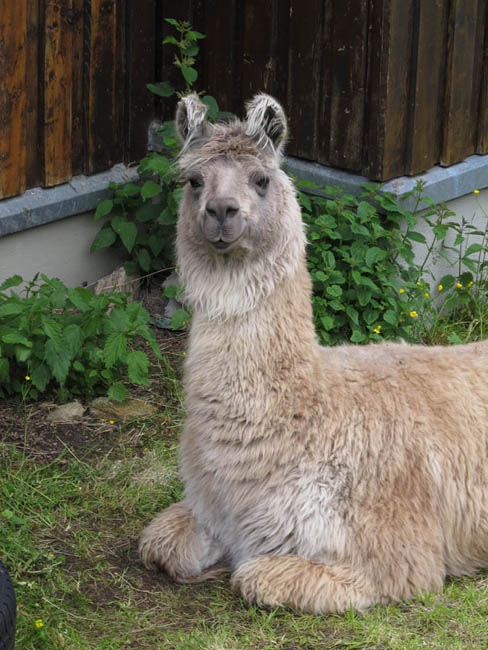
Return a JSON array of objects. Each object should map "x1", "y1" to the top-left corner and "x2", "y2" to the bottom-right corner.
[{"x1": 0, "y1": 212, "x2": 125, "y2": 288}]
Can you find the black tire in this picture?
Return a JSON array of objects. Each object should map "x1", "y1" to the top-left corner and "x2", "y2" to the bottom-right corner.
[{"x1": 0, "y1": 561, "x2": 15, "y2": 650}]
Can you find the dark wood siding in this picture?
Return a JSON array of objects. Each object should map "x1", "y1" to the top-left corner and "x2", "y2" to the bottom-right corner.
[{"x1": 1, "y1": 0, "x2": 487, "y2": 200}]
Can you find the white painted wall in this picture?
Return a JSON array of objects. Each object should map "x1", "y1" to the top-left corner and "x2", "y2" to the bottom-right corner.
[
  {"x1": 414, "y1": 188, "x2": 488, "y2": 284},
  {"x1": 0, "y1": 212, "x2": 125, "y2": 288}
]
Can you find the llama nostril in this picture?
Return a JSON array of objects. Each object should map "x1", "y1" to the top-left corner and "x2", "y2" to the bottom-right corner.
[{"x1": 205, "y1": 198, "x2": 240, "y2": 224}]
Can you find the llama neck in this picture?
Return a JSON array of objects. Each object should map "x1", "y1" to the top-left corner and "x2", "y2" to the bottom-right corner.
[{"x1": 186, "y1": 258, "x2": 318, "y2": 368}]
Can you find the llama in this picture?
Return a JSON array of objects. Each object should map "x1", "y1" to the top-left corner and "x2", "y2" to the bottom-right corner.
[{"x1": 139, "y1": 93, "x2": 488, "y2": 614}]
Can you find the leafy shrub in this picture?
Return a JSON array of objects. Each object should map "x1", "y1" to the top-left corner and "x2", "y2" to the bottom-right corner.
[
  {"x1": 299, "y1": 180, "x2": 488, "y2": 345},
  {"x1": 91, "y1": 19, "x2": 228, "y2": 280},
  {"x1": 0, "y1": 274, "x2": 161, "y2": 402}
]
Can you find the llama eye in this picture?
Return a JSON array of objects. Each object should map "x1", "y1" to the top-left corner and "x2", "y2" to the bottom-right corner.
[
  {"x1": 254, "y1": 175, "x2": 270, "y2": 194},
  {"x1": 188, "y1": 176, "x2": 204, "y2": 190}
]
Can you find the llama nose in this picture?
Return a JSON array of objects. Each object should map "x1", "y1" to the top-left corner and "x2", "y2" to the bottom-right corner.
[{"x1": 205, "y1": 198, "x2": 240, "y2": 225}]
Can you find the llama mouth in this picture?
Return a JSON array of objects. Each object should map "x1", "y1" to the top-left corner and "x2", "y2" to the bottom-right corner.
[{"x1": 211, "y1": 239, "x2": 231, "y2": 250}]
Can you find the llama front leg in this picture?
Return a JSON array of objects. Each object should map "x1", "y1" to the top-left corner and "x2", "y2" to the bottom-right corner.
[
  {"x1": 231, "y1": 555, "x2": 379, "y2": 614},
  {"x1": 139, "y1": 502, "x2": 227, "y2": 583}
]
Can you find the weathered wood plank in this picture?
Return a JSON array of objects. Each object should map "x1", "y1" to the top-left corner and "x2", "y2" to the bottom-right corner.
[
  {"x1": 365, "y1": 0, "x2": 414, "y2": 181},
  {"x1": 240, "y1": 0, "x2": 275, "y2": 103},
  {"x1": 43, "y1": 0, "x2": 73, "y2": 187},
  {"x1": 441, "y1": 0, "x2": 482, "y2": 166},
  {"x1": 71, "y1": 0, "x2": 85, "y2": 176},
  {"x1": 324, "y1": 0, "x2": 369, "y2": 172},
  {"x1": 476, "y1": 0, "x2": 488, "y2": 153},
  {"x1": 0, "y1": 2, "x2": 27, "y2": 199},
  {"x1": 203, "y1": 0, "x2": 238, "y2": 114},
  {"x1": 86, "y1": 0, "x2": 123, "y2": 174},
  {"x1": 25, "y1": 1, "x2": 41, "y2": 189},
  {"x1": 406, "y1": 0, "x2": 449, "y2": 175},
  {"x1": 287, "y1": 0, "x2": 323, "y2": 161},
  {"x1": 126, "y1": 0, "x2": 156, "y2": 164}
]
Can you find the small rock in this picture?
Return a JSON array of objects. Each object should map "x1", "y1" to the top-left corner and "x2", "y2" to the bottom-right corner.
[
  {"x1": 47, "y1": 401, "x2": 86, "y2": 423},
  {"x1": 90, "y1": 397, "x2": 158, "y2": 422},
  {"x1": 94, "y1": 265, "x2": 141, "y2": 301}
]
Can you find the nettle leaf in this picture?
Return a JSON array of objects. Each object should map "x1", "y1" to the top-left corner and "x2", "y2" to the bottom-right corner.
[
  {"x1": 187, "y1": 30, "x2": 205, "y2": 40},
  {"x1": 126, "y1": 350, "x2": 150, "y2": 385},
  {"x1": 44, "y1": 339, "x2": 71, "y2": 385},
  {"x1": 346, "y1": 306, "x2": 359, "y2": 325},
  {"x1": 1, "y1": 333, "x2": 32, "y2": 347},
  {"x1": 147, "y1": 81, "x2": 175, "y2": 98},
  {"x1": 137, "y1": 248, "x2": 151, "y2": 273},
  {"x1": 320, "y1": 315, "x2": 335, "y2": 331},
  {"x1": 68, "y1": 287, "x2": 91, "y2": 312},
  {"x1": 350, "y1": 330, "x2": 366, "y2": 343},
  {"x1": 108, "y1": 381, "x2": 127, "y2": 402},
  {"x1": 326, "y1": 285, "x2": 343, "y2": 298},
  {"x1": 464, "y1": 243, "x2": 483, "y2": 257},
  {"x1": 111, "y1": 216, "x2": 137, "y2": 254},
  {"x1": 148, "y1": 235, "x2": 164, "y2": 257},
  {"x1": 63, "y1": 324, "x2": 83, "y2": 360},
  {"x1": 144, "y1": 155, "x2": 171, "y2": 176},
  {"x1": 365, "y1": 247, "x2": 387, "y2": 267},
  {"x1": 94, "y1": 199, "x2": 113, "y2": 221},
  {"x1": 0, "y1": 302, "x2": 24, "y2": 317},
  {"x1": 15, "y1": 345, "x2": 31, "y2": 363},
  {"x1": 181, "y1": 64, "x2": 198, "y2": 85},
  {"x1": 30, "y1": 362, "x2": 51, "y2": 392},
  {"x1": 201, "y1": 95, "x2": 219, "y2": 121},
  {"x1": 406, "y1": 230, "x2": 427, "y2": 244},
  {"x1": 141, "y1": 180, "x2": 161, "y2": 201},
  {"x1": 0, "y1": 275, "x2": 23, "y2": 292},
  {"x1": 91, "y1": 226, "x2": 116, "y2": 251},
  {"x1": 104, "y1": 332, "x2": 128, "y2": 369},
  {"x1": 0, "y1": 358, "x2": 10, "y2": 382},
  {"x1": 136, "y1": 202, "x2": 160, "y2": 223},
  {"x1": 171, "y1": 309, "x2": 189, "y2": 330},
  {"x1": 384, "y1": 310, "x2": 398, "y2": 326}
]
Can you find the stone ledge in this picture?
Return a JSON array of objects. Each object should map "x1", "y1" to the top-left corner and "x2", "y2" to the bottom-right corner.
[
  {"x1": 0, "y1": 164, "x2": 139, "y2": 237},
  {"x1": 284, "y1": 154, "x2": 488, "y2": 210}
]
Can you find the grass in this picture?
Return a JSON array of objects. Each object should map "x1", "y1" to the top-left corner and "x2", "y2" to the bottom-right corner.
[{"x1": 2, "y1": 316, "x2": 488, "y2": 649}]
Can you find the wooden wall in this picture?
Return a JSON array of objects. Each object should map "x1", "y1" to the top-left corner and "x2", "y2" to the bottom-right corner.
[
  {"x1": 1, "y1": 0, "x2": 487, "y2": 201},
  {"x1": 0, "y1": 0, "x2": 156, "y2": 199}
]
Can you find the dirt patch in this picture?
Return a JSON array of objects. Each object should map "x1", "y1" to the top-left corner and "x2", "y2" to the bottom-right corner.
[{"x1": 0, "y1": 321, "x2": 187, "y2": 462}]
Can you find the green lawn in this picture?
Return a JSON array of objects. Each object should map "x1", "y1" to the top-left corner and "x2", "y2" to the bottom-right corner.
[{"x1": 2, "y1": 323, "x2": 488, "y2": 649}]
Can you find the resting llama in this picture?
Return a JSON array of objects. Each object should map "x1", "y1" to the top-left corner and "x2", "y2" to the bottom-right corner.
[{"x1": 139, "y1": 93, "x2": 488, "y2": 614}]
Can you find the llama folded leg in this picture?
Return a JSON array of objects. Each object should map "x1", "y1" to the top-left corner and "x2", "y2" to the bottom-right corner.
[
  {"x1": 139, "y1": 502, "x2": 227, "y2": 583},
  {"x1": 231, "y1": 555, "x2": 382, "y2": 614}
]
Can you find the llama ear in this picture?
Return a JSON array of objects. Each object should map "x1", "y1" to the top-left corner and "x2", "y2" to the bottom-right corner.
[
  {"x1": 245, "y1": 94, "x2": 288, "y2": 153},
  {"x1": 175, "y1": 93, "x2": 208, "y2": 144}
]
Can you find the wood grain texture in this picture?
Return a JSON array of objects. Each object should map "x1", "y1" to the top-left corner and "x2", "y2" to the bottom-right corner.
[
  {"x1": 441, "y1": 0, "x2": 483, "y2": 166},
  {"x1": 126, "y1": 0, "x2": 156, "y2": 164},
  {"x1": 324, "y1": 0, "x2": 369, "y2": 171},
  {"x1": 406, "y1": 0, "x2": 449, "y2": 175},
  {"x1": 366, "y1": 0, "x2": 414, "y2": 181},
  {"x1": 287, "y1": 0, "x2": 323, "y2": 161},
  {"x1": 0, "y1": 1, "x2": 27, "y2": 199},
  {"x1": 25, "y1": 1, "x2": 42, "y2": 189},
  {"x1": 86, "y1": 0, "x2": 123, "y2": 174},
  {"x1": 476, "y1": 0, "x2": 488, "y2": 153},
  {"x1": 71, "y1": 0, "x2": 84, "y2": 176},
  {"x1": 43, "y1": 0, "x2": 73, "y2": 186}
]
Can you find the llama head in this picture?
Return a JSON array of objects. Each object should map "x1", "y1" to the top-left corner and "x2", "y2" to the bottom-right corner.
[{"x1": 175, "y1": 93, "x2": 306, "y2": 319}]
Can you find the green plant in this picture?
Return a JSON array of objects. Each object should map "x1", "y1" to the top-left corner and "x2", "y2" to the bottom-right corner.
[
  {"x1": 0, "y1": 274, "x2": 161, "y2": 403},
  {"x1": 299, "y1": 180, "x2": 488, "y2": 345},
  {"x1": 91, "y1": 19, "x2": 226, "y2": 282}
]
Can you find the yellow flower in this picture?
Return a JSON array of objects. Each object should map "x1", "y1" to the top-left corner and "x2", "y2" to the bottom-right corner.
[
  {"x1": 182, "y1": 351, "x2": 186, "y2": 356},
  {"x1": 109, "y1": 420, "x2": 115, "y2": 425},
  {"x1": 409, "y1": 311, "x2": 418, "y2": 318},
  {"x1": 25, "y1": 376, "x2": 30, "y2": 381},
  {"x1": 143, "y1": 447, "x2": 149, "y2": 452},
  {"x1": 35, "y1": 619, "x2": 44, "y2": 629},
  {"x1": 416, "y1": 282, "x2": 422, "y2": 287},
  {"x1": 49, "y1": 553, "x2": 54, "y2": 558},
  {"x1": 467, "y1": 281, "x2": 473, "y2": 288},
  {"x1": 373, "y1": 325, "x2": 382, "y2": 334},
  {"x1": 456, "y1": 282, "x2": 463, "y2": 288},
  {"x1": 424, "y1": 292, "x2": 430, "y2": 299},
  {"x1": 399, "y1": 288, "x2": 405, "y2": 294},
  {"x1": 474, "y1": 189, "x2": 480, "y2": 195},
  {"x1": 438, "y1": 284, "x2": 443, "y2": 291}
]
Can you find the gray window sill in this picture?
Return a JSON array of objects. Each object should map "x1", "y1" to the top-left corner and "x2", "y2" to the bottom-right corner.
[{"x1": 0, "y1": 164, "x2": 139, "y2": 237}]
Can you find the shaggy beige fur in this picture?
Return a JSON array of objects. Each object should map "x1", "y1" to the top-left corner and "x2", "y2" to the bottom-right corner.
[{"x1": 139, "y1": 93, "x2": 488, "y2": 614}]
